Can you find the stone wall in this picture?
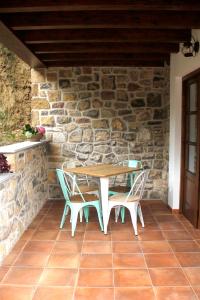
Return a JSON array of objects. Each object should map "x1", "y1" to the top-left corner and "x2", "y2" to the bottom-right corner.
[
  {"x1": 0, "y1": 144, "x2": 48, "y2": 265},
  {"x1": 31, "y1": 66, "x2": 169, "y2": 200},
  {"x1": 0, "y1": 43, "x2": 31, "y2": 145}
]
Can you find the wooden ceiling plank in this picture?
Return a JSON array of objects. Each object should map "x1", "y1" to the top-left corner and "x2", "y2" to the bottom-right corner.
[
  {"x1": 38, "y1": 52, "x2": 169, "y2": 61},
  {"x1": 45, "y1": 60, "x2": 165, "y2": 67},
  {"x1": 16, "y1": 28, "x2": 190, "y2": 43},
  {"x1": 0, "y1": 21, "x2": 45, "y2": 68},
  {"x1": 3, "y1": 11, "x2": 200, "y2": 30},
  {"x1": 0, "y1": 0, "x2": 200, "y2": 12},
  {"x1": 30, "y1": 42, "x2": 179, "y2": 54}
]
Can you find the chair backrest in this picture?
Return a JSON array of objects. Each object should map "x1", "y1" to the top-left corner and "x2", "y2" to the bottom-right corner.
[
  {"x1": 113, "y1": 160, "x2": 143, "y2": 187},
  {"x1": 125, "y1": 169, "x2": 149, "y2": 202},
  {"x1": 122, "y1": 160, "x2": 143, "y2": 168},
  {"x1": 56, "y1": 168, "x2": 86, "y2": 202},
  {"x1": 62, "y1": 161, "x2": 89, "y2": 185}
]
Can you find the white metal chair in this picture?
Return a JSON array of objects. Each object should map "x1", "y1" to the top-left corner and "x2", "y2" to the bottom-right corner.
[
  {"x1": 56, "y1": 169, "x2": 103, "y2": 236},
  {"x1": 105, "y1": 170, "x2": 149, "y2": 236}
]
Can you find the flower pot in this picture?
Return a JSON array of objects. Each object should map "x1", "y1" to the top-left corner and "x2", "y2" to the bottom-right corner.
[{"x1": 29, "y1": 133, "x2": 43, "y2": 141}]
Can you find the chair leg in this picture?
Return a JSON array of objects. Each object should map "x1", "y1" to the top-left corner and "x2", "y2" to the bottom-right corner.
[
  {"x1": 138, "y1": 204, "x2": 145, "y2": 228},
  {"x1": 129, "y1": 205, "x2": 138, "y2": 236},
  {"x1": 71, "y1": 208, "x2": 80, "y2": 237},
  {"x1": 115, "y1": 206, "x2": 120, "y2": 222},
  {"x1": 60, "y1": 204, "x2": 69, "y2": 229},
  {"x1": 79, "y1": 208, "x2": 83, "y2": 222},
  {"x1": 94, "y1": 203, "x2": 104, "y2": 231},
  {"x1": 120, "y1": 207, "x2": 125, "y2": 223},
  {"x1": 83, "y1": 207, "x2": 89, "y2": 223}
]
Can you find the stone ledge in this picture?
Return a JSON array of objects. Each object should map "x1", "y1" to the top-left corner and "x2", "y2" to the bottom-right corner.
[
  {"x1": 0, "y1": 173, "x2": 15, "y2": 184},
  {"x1": 0, "y1": 139, "x2": 50, "y2": 154}
]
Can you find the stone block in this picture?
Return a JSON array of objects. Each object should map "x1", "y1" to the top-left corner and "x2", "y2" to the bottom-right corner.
[
  {"x1": 59, "y1": 69, "x2": 73, "y2": 77},
  {"x1": 147, "y1": 93, "x2": 162, "y2": 107},
  {"x1": 131, "y1": 98, "x2": 145, "y2": 107},
  {"x1": 117, "y1": 90, "x2": 128, "y2": 102},
  {"x1": 31, "y1": 111, "x2": 39, "y2": 127},
  {"x1": 82, "y1": 129, "x2": 93, "y2": 142},
  {"x1": 111, "y1": 118, "x2": 126, "y2": 131},
  {"x1": 69, "y1": 130, "x2": 83, "y2": 143},
  {"x1": 83, "y1": 110, "x2": 99, "y2": 118},
  {"x1": 128, "y1": 83, "x2": 141, "y2": 91},
  {"x1": 50, "y1": 109, "x2": 64, "y2": 115},
  {"x1": 101, "y1": 109, "x2": 116, "y2": 118},
  {"x1": 102, "y1": 75, "x2": 115, "y2": 89},
  {"x1": 95, "y1": 130, "x2": 110, "y2": 142},
  {"x1": 78, "y1": 92, "x2": 92, "y2": 99},
  {"x1": 52, "y1": 102, "x2": 64, "y2": 109},
  {"x1": 31, "y1": 69, "x2": 45, "y2": 83},
  {"x1": 92, "y1": 119, "x2": 109, "y2": 129},
  {"x1": 53, "y1": 132, "x2": 66, "y2": 143},
  {"x1": 41, "y1": 116, "x2": 55, "y2": 126},
  {"x1": 59, "y1": 79, "x2": 71, "y2": 89},
  {"x1": 31, "y1": 84, "x2": 39, "y2": 97},
  {"x1": 77, "y1": 100, "x2": 90, "y2": 111},
  {"x1": 57, "y1": 116, "x2": 71, "y2": 124},
  {"x1": 77, "y1": 75, "x2": 93, "y2": 82},
  {"x1": 32, "y1": 99, "x2": 50, "y2": 109},
  {"x1": 47, "y1": 72, "x2": 57, "y2": 82},
  {"x1": 87, "y1": 83, "x2": 100, "y2": 90},
  {"x1": 76, "y1": 143, "x2": 93, "y2": 154},
  {"x1": 62, "y1": 143, "x2": 76, "y2": 158},
  {"x1": 101, "y1": 91, "x2": 115, "y2": 100},
  {"x1": 63, "y1": 93, "x2": 76, "y2": 101},
  {"x1": 48, "y1": 90, "x2": 61, "y2": 102},
  {"x1": 92, "y1": 99, "x2": 103, "y2": 108}
]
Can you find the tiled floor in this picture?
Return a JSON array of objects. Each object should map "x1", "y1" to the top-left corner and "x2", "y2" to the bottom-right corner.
[{"x1": 1, "y1": 200, "x2": 200, "y2": 300}]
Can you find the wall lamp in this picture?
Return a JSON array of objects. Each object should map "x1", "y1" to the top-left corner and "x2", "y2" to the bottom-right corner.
[{"x1": 181, "y1": 37, "x2": 199, "y2": 57}]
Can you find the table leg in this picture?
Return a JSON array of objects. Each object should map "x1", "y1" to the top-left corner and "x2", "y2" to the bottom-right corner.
[{"x1": 99, "y1": 177, "x2": 109, "y2": 234}]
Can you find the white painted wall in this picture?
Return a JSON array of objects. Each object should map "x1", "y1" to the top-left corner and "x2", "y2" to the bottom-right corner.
[{"x1": 168, "y1": 29, "x2": 200, "y2": 209}]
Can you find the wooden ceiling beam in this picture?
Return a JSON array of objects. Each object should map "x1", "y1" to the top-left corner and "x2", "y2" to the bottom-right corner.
[
  {"x1": 0, "y1": 21, "x2": 45, "y2": 68},
  {"x1": 16, "y1": 29, "x2": 190, "y2": 44},
  {"x1": 3, "y1": 11, "x2": 200, "y2": 30},
  {"x1": 45, "y1": 60, "x2": 165, "y2": 67},
  {"x1": 0, "y1": 1, "x2": 200, "y2": 12},
  {"x1": 30, "y1": 42, "x2": 179, "y2": 54},
  {"x1": 38, "y1": 52, "x2": 169, "y2": 62}
]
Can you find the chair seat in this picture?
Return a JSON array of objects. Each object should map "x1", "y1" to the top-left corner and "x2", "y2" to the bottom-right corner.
[
  {"x1": 109, "y1": 185, "x2": 130, "y2": 193},
  {"x1": 78, "y1": 183, "x2": 99, "y2": 193},
  {"x1": 71, "y1": 193, "x2": 98, "y2": 202},
  {"x1": 109, "y1": 193, "x2": 140, "y2": 202}
]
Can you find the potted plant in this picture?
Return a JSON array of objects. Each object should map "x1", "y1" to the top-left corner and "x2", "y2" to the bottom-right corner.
[
  {"x1": 0, "y1": 154, "x2": 11, "y2": 173},
  {"x1": 22, "y1": 124, "x2": 46, "y2": 141}
]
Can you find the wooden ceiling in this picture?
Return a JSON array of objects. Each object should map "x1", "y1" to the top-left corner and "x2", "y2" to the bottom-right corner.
[{"x1": 0, "y1": 1, "x2": 199, "y2": 68}]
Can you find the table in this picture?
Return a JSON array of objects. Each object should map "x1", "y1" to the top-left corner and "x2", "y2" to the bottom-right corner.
[{"x1": 64, "y1": 163, "x2": 141, "y2": 234}]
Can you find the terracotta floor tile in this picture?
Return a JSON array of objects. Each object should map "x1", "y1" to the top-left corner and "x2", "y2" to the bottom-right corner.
[
  {"x1": 75, "y1": 288, "x2": 114, "y2": 300},
  {"x1": 149, "y1": 268, "x2": 188, "y2": 286},
  {"x1": 23, "y1": 241, "x2": 54, "y2": 253},
  {"x1": 114, "y1": 269, "x2": 151, "y2": 287},
  {"x1": 78, "y1": 269, "x2": 113, "y2": 287},
  {"x1": 47, "y1": 253, "x2": 80, "y2": 268},
  {"x1": 140, "y1": 241, "x2": 172, "y2": 253},
  {"x1": 80, "y1": 254, "x2": 112, "y2": 268},
  {"x1": 58, "y1": 230, "x2": 84, "y2": 241},
  {"x1": 138, "y1": 230, "x2": 164, "y2": 241},
  {"x1": 112, "y1": 242, "x2": 141, "y2": 253},
  {"x1": 82, "y1": 242, "x2": 112, "y2": 254},
  {"x1": 14, "y1": 252, "x2": 49, "y2": 267},
  {"x1": 193, "y1": 287, "x2": 200, "y2": 298},
  {"x1": 31, "y1": 230, "x2": 59, "y2": 241},
  {"x1": 110, "y1": 222, "x2": 135, "y2": 232},
  {"x1": 38, "y1": 220, "x2": 60, "y2": 230},
  {"x1": 33, "y1": 287, "x2": 73, "y2": 300},
  {"x1": 64, "y1": 221, "x2": 86, "y2": 232},
  {"x1": 155, "y1": 286, "x2": 196, "y2": 300},
  {"x1": 169, "y1": 240, "x2": 200, "y2": 252},
  {"x1": 159, "y1": 222, "x2": 185, "y2": 230},
  {"x1": 0, "y1": 267, "x2": 9, "y2": 282},
  {"x1": 84, "y1": 231, "x2": 111, "y2": 241},
  {"x1": 0, "y1": 286, "x2": 34, "y2": 300},
  {"x1": 39, "y1": 268, "x2": 77, "y2": 286},
  {"x1": 139, "y1": 222, "x2": 160, "y2": 231},
  {"x1": 111, "y1": 231, "x2": 137, "y2": 241},
  {"x1": 2, "y1": 267, "x2": 43, "y2": 285},
  {"x1": 183, "y1": 268, "x2": 200, "y2": 285},
  {"x1": 155, "y1": 215, "x2": 179, "y2": 223},
  {"x1": 52, "y1": 241, "x2": 82, "y2": 254},
  {"x1": 175, "y1": 252, "x2": 200, "y2": 267},
  {"x1": 86, "y1": 222, "x2": 105, "y2": 231},
  {"x1": 12, "y1": 240, "x2": 27, "y2": 253},
  {"x1": 162, "y1": 231, "x2": 192, "y2": 240},
  {"x1": 113, "y1": 254, "x2": 146, "y2": 268},
  {"x1": 115, "y1": 287, "x2": 155, "y2": 300},
  {"x1": 20, "y1": 229, "x2": 36, "y2": 240},
  {"x1": 187, "y1": 229, "x2": 200, "y2": 239},
  {"x1": 145, "y1": 253, "x2": 179, "y2": 267},
  {"x1": 1, "y1": 252, "x2": 18, "y2": 266}
]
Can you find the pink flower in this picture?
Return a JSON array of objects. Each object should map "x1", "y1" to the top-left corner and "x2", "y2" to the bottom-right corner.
[{"x1": 36, "y1": 126, "x2": 45, "y2": 135}]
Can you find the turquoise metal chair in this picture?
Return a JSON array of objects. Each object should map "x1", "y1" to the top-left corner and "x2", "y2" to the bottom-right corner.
[
  {"x1": 56, "y1": 169, "x2": 103, "y2": 236},
  {"x1": 109, "y1": 160, "x2": 143, "y2": 223}
]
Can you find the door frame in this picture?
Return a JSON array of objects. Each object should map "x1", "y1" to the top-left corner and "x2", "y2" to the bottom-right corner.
[{"x1": 180, "y1": 67, "x2": 200, "y2": 228}]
